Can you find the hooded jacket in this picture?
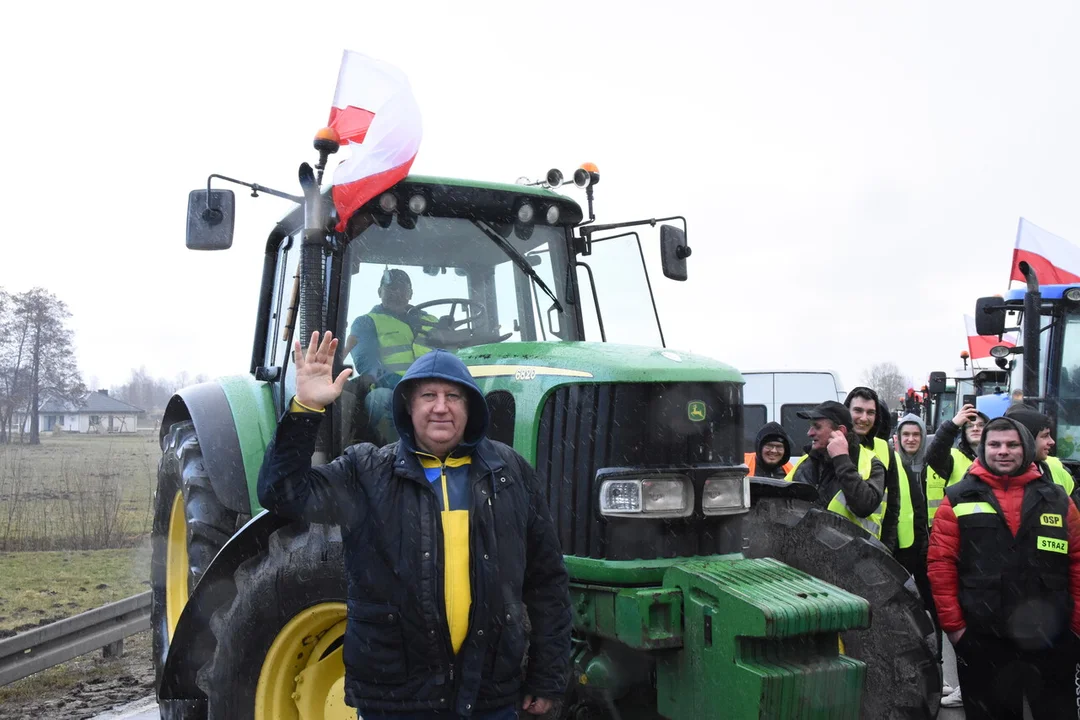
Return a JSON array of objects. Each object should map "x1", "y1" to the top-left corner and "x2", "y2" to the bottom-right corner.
[
  {"x1": 745, "y1": 421, "x2": 793, "y2": 479},
  {"x1": 258, "y1": 349, "x2": 572, "y2": 714},
  {"x1": 895, "y1": 413, "x2": 930, "y2": 551},
  {"x1": 844, "y1": 388, "x2": 901, "y2": 549},
  {"x1": 926, "y1": 410, "x2": 987, "y2": 471},
  {"x1": 927, "y1": 416, "x2": 1080, "y2": 639}
]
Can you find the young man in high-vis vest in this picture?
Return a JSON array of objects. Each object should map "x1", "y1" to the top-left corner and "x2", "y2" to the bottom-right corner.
[
  {"x1": 785, "y1": 401, "x2": 886, "y2": 537},
  {"x1": 1004, "y1": 404, "x2": 1080, "y2": 509},
  {"x1": 928, "y1": 416, "x2": 1080, "y2": 719},
  {"x1": 844, "y1": 387, "x2": 910, "y2": 554},
  {"x1": 925, "y1": 404, "x2": 986, "y2": 527}
]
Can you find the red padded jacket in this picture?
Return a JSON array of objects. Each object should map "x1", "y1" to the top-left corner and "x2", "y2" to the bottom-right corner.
[{"x1": 927, "y1": 460, "x2": 1080, "y2": 635}]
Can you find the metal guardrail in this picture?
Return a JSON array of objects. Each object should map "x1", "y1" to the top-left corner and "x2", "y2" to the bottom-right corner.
[{"x1": 0, "y1": 591, "x2": 151, "y2": 686}]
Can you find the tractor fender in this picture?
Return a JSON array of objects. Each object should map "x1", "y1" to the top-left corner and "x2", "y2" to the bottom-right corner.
[
  {"x1": 160, "y1": 377, "x2": 278, "y2": 517},
  {"x1": 157, "y1": 510, "x2": 290, "y2": 719},
  {"x1": 748, "y1": 475, "x2": 819, "y2": 503}
]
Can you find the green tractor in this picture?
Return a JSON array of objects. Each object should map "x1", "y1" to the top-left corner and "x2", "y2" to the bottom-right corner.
[{"x1": 151, "y1": 136, "x2": 939, "y2": 719}]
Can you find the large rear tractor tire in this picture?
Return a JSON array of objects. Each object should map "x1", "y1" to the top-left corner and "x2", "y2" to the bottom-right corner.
[
  {"x1": 151, "y1": 421, "x2": 239, "y2": 686},
  {"x1": 742, "y1": 497, "x2": 941, "y2": 720},
  {"x1": 197, "y1": 522, "x2": 351, "y2": 720}
]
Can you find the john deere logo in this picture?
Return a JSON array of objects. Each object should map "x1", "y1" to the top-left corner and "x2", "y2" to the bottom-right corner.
[{"x1": 687, "y1": 401, "x2": 706, "y2": 422}]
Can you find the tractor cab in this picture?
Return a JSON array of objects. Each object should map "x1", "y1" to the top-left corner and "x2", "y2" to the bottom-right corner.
[{"x1": 975, "y1": 276, "x2": 1080, "y2": 468}]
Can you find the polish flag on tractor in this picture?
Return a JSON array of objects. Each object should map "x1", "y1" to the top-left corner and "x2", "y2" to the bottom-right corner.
[
  {"x1": 328, "y1": 51, "x2": 422, "y2": 232},
  {"x1": 1010, "y1": 218, "x2": 1080, "y2": 285},
  {"x1": 965, "y1": 314, "x2": 1016, "y2": 360}
]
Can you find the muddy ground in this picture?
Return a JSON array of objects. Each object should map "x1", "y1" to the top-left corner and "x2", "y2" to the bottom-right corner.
[{"x1": 0, "y1": 630, "x2": 154, "y2": 720}]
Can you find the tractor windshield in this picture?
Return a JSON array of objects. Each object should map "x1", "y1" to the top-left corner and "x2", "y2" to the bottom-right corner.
[
  {"x1": 1053, "y1": 311, "x2": 1080, "y2": 461},
  {"x1": 337, "y1": 215, "x2": 574, "y2": 446}
]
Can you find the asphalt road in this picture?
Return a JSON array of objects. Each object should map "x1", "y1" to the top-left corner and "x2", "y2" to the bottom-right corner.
[{"x1": 95, "y1": 639, "x2": 982, "y2": 719}]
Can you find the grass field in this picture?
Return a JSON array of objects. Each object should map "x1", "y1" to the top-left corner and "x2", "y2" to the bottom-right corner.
[
  {"x1": 0, "y1": 546, "x2": 152, "y2": 636},
  {"x1": 0, "y1": 432, "x2": 159, "y2": 551}
]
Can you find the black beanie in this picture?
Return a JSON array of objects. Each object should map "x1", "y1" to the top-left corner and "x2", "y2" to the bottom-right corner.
[{"x1": 1003, "y1": 405, "x2": 1052, "y2": 438}]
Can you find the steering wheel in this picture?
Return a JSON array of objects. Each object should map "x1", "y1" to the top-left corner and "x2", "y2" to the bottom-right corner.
[
  {"x1": 408, "y1": 298, "x2": 510, "y2": 348},
  {"x1": 409, "y1": 298, "x2": 485, "y2": 331}
]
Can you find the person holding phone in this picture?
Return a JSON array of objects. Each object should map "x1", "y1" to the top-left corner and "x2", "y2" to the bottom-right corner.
[{"x1": 926, "y1": 403, "x2": 987, "y2": 526}]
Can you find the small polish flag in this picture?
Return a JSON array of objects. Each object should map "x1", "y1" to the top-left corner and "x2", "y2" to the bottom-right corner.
[
  {"x1": 328, "y1": 51, "x2": 422, "y2": 232},
  {"x1": 965, "y1": 314, "x2": 1016, "y2": 360},
  {"x1": 1010, "y1": 218, "x2": 1080, "y2": 285}
]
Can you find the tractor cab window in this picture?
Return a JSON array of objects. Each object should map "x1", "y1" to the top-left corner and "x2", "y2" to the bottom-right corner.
[
  {"x1": 576, "y1": 233, "x2": 664, "y2": 347},
  {"x1": 337, "y1": 215, "x2": 573, "y2": 447},
  {"x1": 1053, "y1": 312, "x2": 1080, "y2": 461}
]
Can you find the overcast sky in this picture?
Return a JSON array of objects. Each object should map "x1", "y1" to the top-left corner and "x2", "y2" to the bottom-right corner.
[{"x1": 3, "y1": 1, "x2": 1079, "y2": 396}]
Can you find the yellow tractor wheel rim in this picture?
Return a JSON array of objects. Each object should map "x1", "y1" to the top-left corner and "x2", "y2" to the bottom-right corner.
[
  {"x1": 255, "y1": 602, "x2": 351, "y2": 720},
  {"x1": 165, "y1": 490, "x2": 189, "y2": 642}
]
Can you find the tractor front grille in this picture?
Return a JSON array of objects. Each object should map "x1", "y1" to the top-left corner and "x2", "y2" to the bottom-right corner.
[{"x1": 535, "y1": 382, "x2": 742, "y2": 561}]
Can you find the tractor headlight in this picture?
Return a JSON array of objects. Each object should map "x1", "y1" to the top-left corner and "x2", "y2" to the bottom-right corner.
[
  {"x1": 599, "y1": 475, "x2": 692, "y2": 518},
  {"x1": 545, "y1": 205, "x2": 560, "y2": 224},
  {"x1": 702, "y1": 472, "x2": 750, "y2": 515}
]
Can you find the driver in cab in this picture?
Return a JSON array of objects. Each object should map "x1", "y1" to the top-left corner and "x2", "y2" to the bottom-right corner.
[{"x1": 346, "y1": 269, "x2": 437, "y2": 438}]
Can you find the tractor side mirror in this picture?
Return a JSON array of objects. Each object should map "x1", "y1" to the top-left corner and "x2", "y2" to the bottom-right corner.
[
  {"x1": 186, "y1": 189, "x2": 235, "y2": 250},
  {"x1": 660, "y1": 225, "x2": 690, "y2": 281},
  {"x1": 928, "y1": 371, "x2": 947, "y2": 395},
  {"x1": 974, "y1": 296, "x2": 1006, "y2": 337}
]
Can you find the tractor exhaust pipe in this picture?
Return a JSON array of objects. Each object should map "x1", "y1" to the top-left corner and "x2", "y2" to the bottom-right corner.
[
  {"x1": 298, "y1": 162, "x2": 326, "y2": 346},
  {"x1": 1019, "y1": 260, "x2": 1041, "y2": 408}
]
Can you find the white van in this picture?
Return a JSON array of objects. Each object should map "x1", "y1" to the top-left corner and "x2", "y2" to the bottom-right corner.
[{"x1": 742, "y1": 370, "x2": 846, "y2": 455}]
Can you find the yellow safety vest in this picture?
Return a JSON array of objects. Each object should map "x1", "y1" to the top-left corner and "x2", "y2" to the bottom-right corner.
[
  {"x1": 368, "y1": 312, "x2": 435, "y2": 376},
  {"x1": 786, "y1": 448, "x2": 881, "y2": 538},
  {"x1": 926, "y1": 448, "x2": 972, "y2": 526},
  {"x1": 894, "y1": 455, "x2": 916, "y2": 550},
  {"x1": 1044, "y1": 456, "x2": 1077, "y2": 497},
  {"x1": 863, "y1": 438, "x2": 894, "y2": 544},
  {"x1": 864, "y1": 437, "x2": 914, "y2": 550}
]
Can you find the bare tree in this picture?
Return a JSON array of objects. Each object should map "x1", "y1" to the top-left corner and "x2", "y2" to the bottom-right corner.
[
  {"x1": 0, "y1": 288, "x2": 31, "y2": 444},
  {"x1": 9, "y1": 289, "x2": 84, "y2": 445},
  {"x1": 860, "y1": 362, "x2": 911, "y2": 410}
]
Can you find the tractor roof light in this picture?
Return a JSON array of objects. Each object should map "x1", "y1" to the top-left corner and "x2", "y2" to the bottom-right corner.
[
  {"x1": 378, "y1": 193, "x2": 398, "y2": 214},
  {"x1": 960, "y1": 350, "x2": 970, "y2": 360},
  {"x1": 313, "y1": 127, "x2": 341, "y2": 154},
  {"x1": 545, "y1": 205, "x2": 560, "y2": 224},
  {"x1": 545, "y1": 168, "x2": 564, "y2": 188},
  {"x1": 516, "y1": 202, "x2": 535, "y2": 224},
  {"x1": 989, "y1": 344, "x2": 1013, "y2": 359},
  {"x1": 1065, "y1": 287, "x2": 1080, "y2": 302},
  {"x1": 407, "y1": 194, "x2": 427, "y2": 215}
]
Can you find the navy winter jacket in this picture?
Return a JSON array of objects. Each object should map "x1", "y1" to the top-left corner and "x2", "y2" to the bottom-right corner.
[{"x1": 257, "y1": 349, "x2": 572, "y2": 715}]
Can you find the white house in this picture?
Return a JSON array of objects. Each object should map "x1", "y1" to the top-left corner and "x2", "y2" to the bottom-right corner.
[{"x1": 19, "y1": 390, "x2": 144, "y2": 434}]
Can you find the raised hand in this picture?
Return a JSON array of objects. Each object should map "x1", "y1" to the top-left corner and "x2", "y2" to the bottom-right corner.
[
  {"x1": 294, "y1": 331, "x2": 353, "y2": 411},
  {"x1": 951, "y1": 404, "x2": 977, "y2": 428}
]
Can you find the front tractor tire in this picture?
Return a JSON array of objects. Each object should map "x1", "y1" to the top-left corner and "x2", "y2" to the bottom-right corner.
[
  {"x1": 151, "y1": 421, "x2": 239, "y2": 686},
  {"x1": 197, "y1": 522, "x2": 351, "y2": 720},
  {"x1": 743, "y1": 497, "x2": 941, "y2": 720}
]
